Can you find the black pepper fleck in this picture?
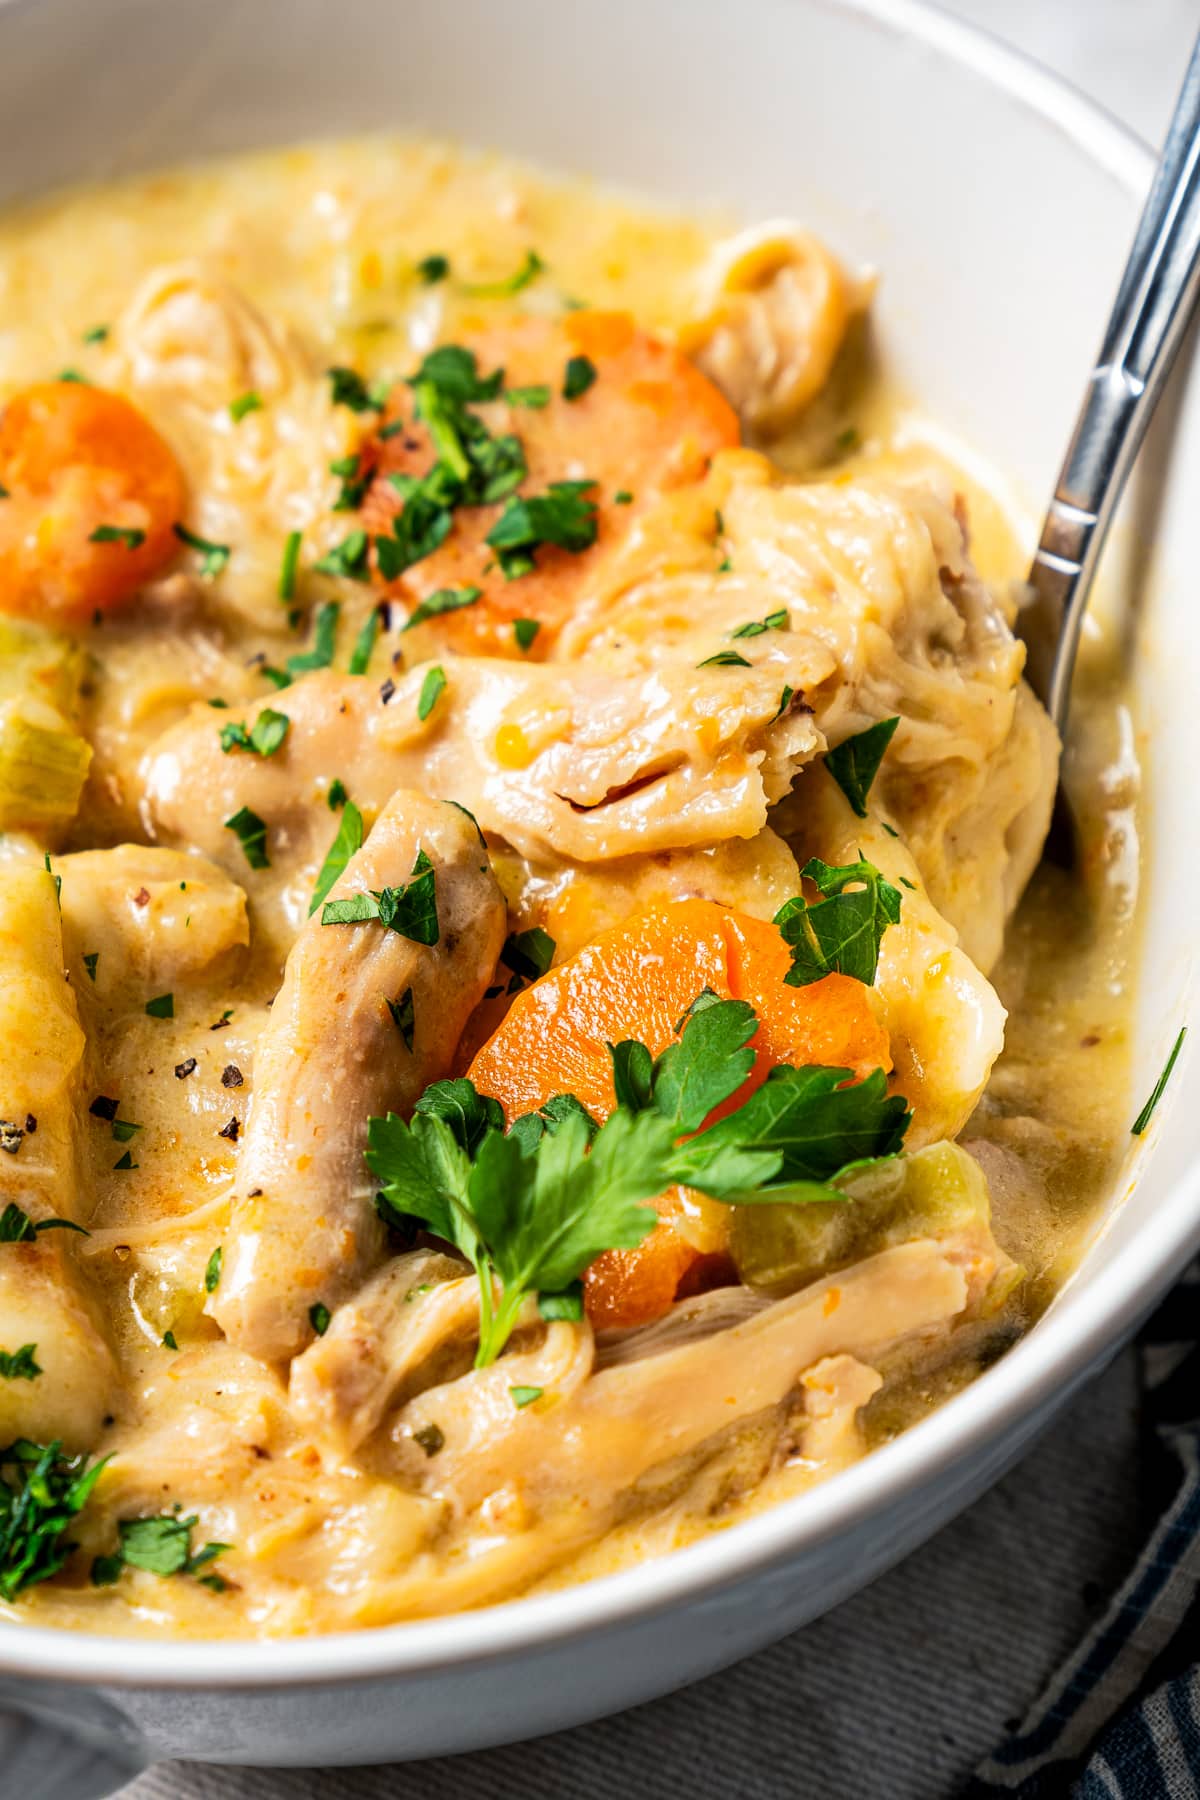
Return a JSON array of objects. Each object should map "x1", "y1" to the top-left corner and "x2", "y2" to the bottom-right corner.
[
  {"x1": 218, "y1": 1116, "x2": 241, "y2": 1142},
  {"x1": 221, "y1": 1065, "x2": 244, "y2": 1089},
  {"x1": 89, "y1": 1095, "x2": 119, "y2": 1121},
  {"x1": 379, "y1": 678, "x2": 396, "y2": 705},
  {"x1": 174, "y1": 1058, "x2": 198, "y2": 1080},
  {"x1": 23, "y1": 1114, "x2": 36, "y2": 1135}
]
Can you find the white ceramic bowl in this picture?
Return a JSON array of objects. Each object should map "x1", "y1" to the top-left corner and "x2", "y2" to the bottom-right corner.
[{"x1": 1, "y1": 0, "x2": 1197, "y2": 1779}]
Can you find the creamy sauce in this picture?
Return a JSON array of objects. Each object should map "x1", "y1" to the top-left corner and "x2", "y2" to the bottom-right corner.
[{"x1": 0, "y1": 136, "x2": 1137, "y2": 1637}]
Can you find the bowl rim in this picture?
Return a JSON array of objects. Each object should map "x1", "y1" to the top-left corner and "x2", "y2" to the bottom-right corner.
[{"x1": 0, "y1": 0, "x2": 1177, "y2": 1692}]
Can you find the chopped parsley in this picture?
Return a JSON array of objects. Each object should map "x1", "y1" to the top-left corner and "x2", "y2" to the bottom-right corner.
[
  {"x1": 825, "y1": 717, "x2": 900, "y2": 818},
  {"x1": 509, "y1": 1385, "x2": 543, "y2": 1409},
  {"x1": 463, "y1": 248, "x2": 545, "y2": 297},
  {"x1": 500, "y1": 927, "x2": 555, "y2": 992},
  {"x1": 81, "y1": 323, "x2": 109, "y2": 344},
  {"x1": 219, "y1": 707, "x2": 290, "y2": 758},
  {"x1": 698, "y1": 650, "x2": 752, "y2": 669},
  {"x1": 402, "y1": 585, "x2": 482, "y2": 631},
  {"x1": 162, "y1": 1331, "x2": 178, "y2": 1351},
  {"x1": 278, "y1": 529, "x2": 302, "y2": 601},
  {"x1": 0, "y1": 1345, "x2": 40, "y2": 1381},
  {"x1": 287, "y1": 600, "x2": 341, "y2": 675},
  {"x1": 113, "y1": 1150, "x2": 137, "y2": 1171},
  {"x1": 110, "y1": 1119, "x2": 142, "y2": 1143},
  {"x1": 505, "y1": 385, "x2": 551, "y2": 409},
  {"x1": 1132, "y1": 1027, "x2": 1187, "y2": 1135},
  {"x1": 309, "y1": 1302, "x2": 331, "y2": 1337},
  {"x1": 513, "y1": 618, "x2": 540, "y2": 651},
  {"x1": 0, "y1": 1441, "x2": 108, "y2": 1600},
  {"x1": 308, "y1": 800, "x2": 364, "y2": 917},
  {"x1": 613, "y1": 489, "x2": 633, "y2": 505},
  {"x1": 82, "y1": 951, "x2": 100, "y2": 982},
  {"x1": 145, "y1": 993, "x2": 174, "y2": 1020},
  {"x1": 204, "y1": 1247, "x2": 223, "y2": 1293},
  {"x1": 486, "y1": 480, "x2": 598, "y2": 579},
  {"x1": 326, "y1": 366, "x2": 385, "y2": 413},
  {"x1": 538, "y1": 1283, "x2": 584, "y2": 1322},
  {"x1": 224, "y1": 805, "x2": 271, "y2": 871},
  {"x1": 416, "y1": 254, "x2": 450, "y2": 284},
  {"x1": 330, "y1": 451, "x2": 374, "y2": 513},
  {"x1": 387, "y1": 987, "x2": 416, "y2": 1052},
  {"x1": 731, "y1": 608, "x2": 789, "y2": 640},
  {"x1": 327, "y1": 778, "x2": 348, "y2": 811},
  {"x1": 774, "y1": 856, "x2": 902, "y2": 988},
  {"x1": 770, "y1": 685, "x2": 795, "y2": 724},
  {"x1": 321, "y1": 847, "x2": 438, "y2": 945},
  {"x1": 314, "y1": 530, "x2": 371, "y2": 583},
  {"x1": 0, "y1": 1203, "x2": 86, "y2": 1241},
  {"x1": 417, "y1": 665, "x2": 447, "y2": 721},
  {"x1": 173, "y1": 523, "x2": 230, "y2": 579},
  {"x1": 348, "y1": 607, "x2": 381, "y2": 675},
  {"x1": 91, "y1": 1514, "x2": 231, "y2": 1589},
  {"x1": 229, "y1": 390, "x2": 263, "y2": 423},
  {"x1": 88, "y1": 524, "x2": 146, "y2": 550},
  {"x1": 562, "y1": 354, "x2": 597, "y2": 401}
]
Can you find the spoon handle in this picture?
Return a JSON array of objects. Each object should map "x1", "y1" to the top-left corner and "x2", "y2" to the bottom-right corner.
[{"x1": 1020, "y1": 30, "x2": 1200, "y2": 735}]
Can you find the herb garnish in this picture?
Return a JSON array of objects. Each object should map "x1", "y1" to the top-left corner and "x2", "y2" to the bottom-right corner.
[
  {"x1": 698, "y1": 650, "x2": 752, "y2": 669},
  {"x1": 309, "y1": 1303, "x2": 331, "y2": 1337},
  {"x1": 315, "y1": 530, "x2": 371, "y2": 583},
  {"x1": 327, "y1": 778, "x2": 348, "y2": 811},
  {"x1": 367, "y1": 995, "x2": 907, "y2": 1364},
  {"x1": 416, "y1": 254, "x2": 450, "y2": 285},
  {"x1": 81, "y1": 323, "x2": 109, "y2": 344},
  {"x1": 278, "y1": 529, "x2": 302, "y2": 602},
  {"x1": 563, "y1": 355, "x2": 597, "y2": 401},
  {"x1": 402, "y1": 585, "x2": 482, "y2": 633},
  {"x1": 219, "y1": 708, "x2": 290, "y2": 758},
  {"x1": 230, "y1": 391, "x2": 263, "y2": 423},
  {"x1": 513, "y1": 618, "x2": 540, "y2": 651},
  {"x1": 774, "y1": 856, "x2": 901, "y2": 988},
  {"x1": 173, "y1": 523, "x2": 231, "y2": 579},
  {"x1": 286, "y1": 600, "x2": 341, "y2": 676},
  {"x1": 0, "y1": 1441, "x2": 107, "y2": 1599},
  {"x1": 204, "y1": 1247, "x2": 223, "y2": 1293},
  {"x1": 0, "y1": 1346, "x2": 40, "y2": 1381},
  {"x1": 145, "y1": 993, "x2": 174, "y2": 1020},
  {"x1": 499, "y1": 927, "x2": 555, "y2": 992},
  {"x1": 509, "y1": 1385, "x2": 543, "y2": 1408},
  {"x1": 321, "y1": 848, "x2": 438, "y2": 944},
  {"x1": 83, "y1": 952, "x2": 99, "y2": 981},
  {"x1": 505, "y1": 385, "x2": 551, "y2": 410},
  {"x1": 348, "y1": 607, "x2": 381, "y2": 675},
  {"x1": 0, "y1": 1203, "x2": 86, "y2": 1241},
  {"x1": 89, "y1": 524, "x2": 146, "y2": 550},
  {"x1": 417, "y1": 665, "x2": 447, "y2": 721},
  {"x1": 486, "y1": 480, "x2": 598, "y2": 579},
  {"x1": 308, "y1": 800, "x2": 364, "y2": 917},
  {"x1": 825, "y1": 717, "x2": 900, "y2": 818},
  {"x1": 91, "y1": 1514, "x2": 230, "y2": 1590},
  {"x1": 463, "y1": 249, "x2": 545, "y2": 297},
  {"x1": 224, "y1": 805, "x2": 271, "y2": 870},
  {"x1": 387, "y1": 987, "x2": 416, "y2": 1052},
  {"x1": 327, "y1": 367, "x2": 386, "y2": 414},
  {"x1": 1132, "y1": 1026, "x2": 1187, "y2": 1135},
  {"x1": 731, "y1": 608, "x2": 789, "y2": 640}
]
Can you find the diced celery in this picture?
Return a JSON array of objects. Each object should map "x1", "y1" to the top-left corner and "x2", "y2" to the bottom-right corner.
[
  {"x1": 0, "y1": 617, "x2": 86, "y2": 719},
  {"x1": 0, "y1": 703, "x2": 92, "y2": 831},
  {"x1": 729, "y1": 1140, "x2": 993, "y2": 1295}
]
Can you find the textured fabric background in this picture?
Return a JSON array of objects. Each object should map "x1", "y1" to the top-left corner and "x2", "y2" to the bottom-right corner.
[{"x1": 42, "y1": 4, "x2": 1200, "y2": 1796}]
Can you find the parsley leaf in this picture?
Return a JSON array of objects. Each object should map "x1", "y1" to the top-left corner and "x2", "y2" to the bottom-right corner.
[
  {"x1": 513, "y1": 618, "x2": 540, "y2": 651},
  {"x1": 224, "y1": 806, "x2": 270, "y2": 871},
  {"x1": 386, "y1": 987, "x2": 416, "y2": 1052},
  {"x1": 286, "y1": 600, "x2": 341, "y2": 675},
  {"x1": 321, "y1": 848, "x2": 438, "y2": 944},
  {"x1": 463, "y1": 249, "x2": 545, "y2": 297},
  {"x1": 309, "y1": 1302, "x2": 331, "y2": 1337},
  {"x1": 505, "y1": 385, "x2": 551, "y2": 410},
  {"x1": 348, "y1": 607, "x2": 381, "y2": 675},
  {"x1": 308, "y1": 800, "x2": 364, "y2": 917},
  {"x1": 229, "y1": 390, "x2": 263, "y2": 423},
  {"x1": 204, "y1": 1247, "x2": 222, "y2": 1293},
  {"x1": 416, "y1": 254, "x2": 450, "y2": 285},
  {"x1": 145, "y1": 993, "x2": 174, "y2": 1019},
  {"x1": 278, "y1": 528, "x2": 302, "y2": 601},
  {"x1": 563, "y1": 354, "x2": 597, "y2": 401},
  {"x1": 89, "y1": 524, "x2": 146, "y2": 550},
  {"x1": 314, "y1": 528, "x2": 371, "y2": 582},
  {"x1": 698, "y1": 650, "x2": 752, "y2": 669},
  {"x1": 500, "y1": 927, "x2": 555, "y2": 991},
  {"x1": 92, "y1": 1514, "x2": 231, "y2": 1588},
  {"x1": 509, "y1": 1385, "x2": 543, "y2": 1408},
  {"x1": 326, "y1": 366, "x2": 384, "y2": 413},
  {"x1": 731, "y1": 608, "x2": 789, "y2": 640},
  {"x1": 486, "y1": 480, "x2": 598, "y2": 579},
  {"x1": 774, "y1": 856, "x2": 901, "y2": 987},
  {"x1": 219, "y1": 708, "x2": 290, "y2": 758},
  {"x1": 402, "y1": 585, "x2": 481, "y2": 631},
  {"x1": 173, "y1": 523, "x2": 230, "y2": 578},
  {"x1": 0, "y1": 1345, "x2": 40, "y2": 1381},
  {"x1": 0, "y1": 1441, "x2": 107, "y2": 1600},
  {"x1": 418, "y1": 665, "x2": 447, "y2": 721},
  {"x1": 825, "y1": 717, "x2": 900, "y2": 818}
]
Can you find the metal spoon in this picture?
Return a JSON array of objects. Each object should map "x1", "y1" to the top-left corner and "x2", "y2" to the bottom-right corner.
[{"x1": 1018, "y1": 32, "x2": 1200, "y2": 772}]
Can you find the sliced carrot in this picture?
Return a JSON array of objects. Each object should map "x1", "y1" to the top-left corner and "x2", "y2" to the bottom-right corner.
[
  {"x1": 360, "y1": 312, "x2": 739, "y2": 657},
  {"x1": 0, "y1": 383, "x2": 185, "y2": 622},
  {"x1": 466, "y1": 899, "x2": 890, "y2": 1329}
]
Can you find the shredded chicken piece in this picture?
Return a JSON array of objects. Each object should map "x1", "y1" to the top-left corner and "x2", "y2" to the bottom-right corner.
[
  {"x1": 797, "y1": 1354, "x2": 883, "y2": 1467},
  {"x1": 57, "y1": 845, "x2": 249, "y2": 992},
  {"x1": 210, "y1": 791, "x2": 506, "y2": 1362},
  {"x1": 680, "y1": 223, "x2": 870, "y2": 436},
  {"x1": 141, "y1": 657, "x2": 823, "y2": 947}
]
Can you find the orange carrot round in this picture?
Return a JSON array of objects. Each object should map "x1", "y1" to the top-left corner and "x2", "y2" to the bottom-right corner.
[{"x1": 0, "y1": 382, "x2": 185, "y2": 622}]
